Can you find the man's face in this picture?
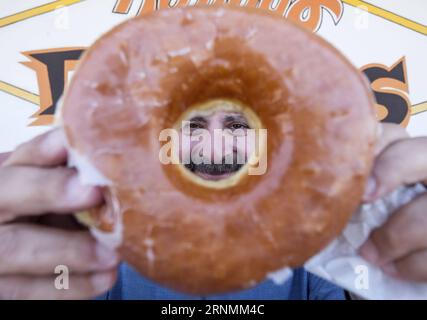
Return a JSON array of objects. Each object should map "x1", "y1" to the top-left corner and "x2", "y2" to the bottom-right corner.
[{"x1": 179, "y1": 110, "x2": 255, "y2": 181}]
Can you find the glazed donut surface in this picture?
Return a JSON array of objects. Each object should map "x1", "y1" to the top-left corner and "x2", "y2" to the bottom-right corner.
[{"x1": 60, "y1": 6, "x2": 377, "y2": 294}]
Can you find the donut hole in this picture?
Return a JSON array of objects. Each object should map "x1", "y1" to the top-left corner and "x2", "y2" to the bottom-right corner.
[
  {"x1": 156, "y1": 37, "x2": 290, "y2": 190},
  {"x1": 171, "y1": 99, "x2": 265, "y2": 189}
]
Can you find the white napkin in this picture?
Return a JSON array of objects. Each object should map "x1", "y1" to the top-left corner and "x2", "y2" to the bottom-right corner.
[{"x1": 304, "y1": 184, "x2": 427, "y2": 300}]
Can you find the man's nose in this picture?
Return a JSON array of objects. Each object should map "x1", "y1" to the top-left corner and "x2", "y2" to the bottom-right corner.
[
  {"x1": 207, "y1": 127, "x2": 234, "y2": 162},
  {"x1": 200, "y1": 128, "x2": 218, "y2": 161}
]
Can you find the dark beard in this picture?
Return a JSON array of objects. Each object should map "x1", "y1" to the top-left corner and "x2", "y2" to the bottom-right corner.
[
  {"x1": 185, "y1": 163, "x2": 243, "y2": 176},
  {"x1": 184, "y1": 160, "x2": 244, "y2": 176}
]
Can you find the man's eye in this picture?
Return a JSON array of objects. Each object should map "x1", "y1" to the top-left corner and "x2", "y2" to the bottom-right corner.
[
  {"x1": 190, "y1": 122, "x2": 204, "y2": 129},
  {"x1": 228, "y1": 123, "x2": 249, "y2": 130}
]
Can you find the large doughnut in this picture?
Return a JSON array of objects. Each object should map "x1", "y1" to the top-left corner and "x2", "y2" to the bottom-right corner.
[{"x1": 59, "y1": 6, "x2": 378, "y2": 294}]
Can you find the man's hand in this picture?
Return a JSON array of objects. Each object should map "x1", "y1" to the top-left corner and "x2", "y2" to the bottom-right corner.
[
  {"x1": 359, "y1": 123, "x2": 427, "y2": 282},
  {"x1": 0, "y1": 129, "x2": 118, "y2": 299}
]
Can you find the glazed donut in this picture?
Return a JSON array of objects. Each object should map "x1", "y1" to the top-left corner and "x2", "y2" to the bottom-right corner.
[{"x1": 58, "y1": 6, "x2": 378, "y2": 294}]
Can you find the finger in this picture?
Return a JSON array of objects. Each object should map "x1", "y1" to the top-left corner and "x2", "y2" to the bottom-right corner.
[
  {"x1": 0, "y1": 152, "x2": 11, "y2": 166},
  {"x1": 363, "y1": 123, "x2": 409, "y2": 201},
  {"x1": 363, "y1": 137, "x2": 427, "y2": 201},
  {"x1": 0, "y1": 270, "x2": 116, "y2": 299},
  {"x1": 374, "y1": 123, "x2": 409, "y2": 156},
  {"x1": 0, "y1": 166, "x2": 103, "y2": 219},
  {"x1": 2, "y1": 129, "x2": 67, "y2": 167},
  {"x1": 0, "y1": 224, "x2": 118, "y2": 275},
  {"x1": 382, "y1": 250, "x2": 427, "y2": 282},
  {"x1": 359, "y1": 193, "x2": 427, "y2": 266}
]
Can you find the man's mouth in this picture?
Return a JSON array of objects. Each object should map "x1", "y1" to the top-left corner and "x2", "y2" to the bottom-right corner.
[{"x1": 184, "y1": 162, "x2": 244, "y2": 181}]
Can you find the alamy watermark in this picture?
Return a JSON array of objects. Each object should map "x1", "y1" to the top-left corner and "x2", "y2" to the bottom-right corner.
[
  {"x1": 158, "y1": 121, "x2": 268, "y2": 176},
  {"x1": 54, "y1": 264, "x2": 69, "y2": 290}
]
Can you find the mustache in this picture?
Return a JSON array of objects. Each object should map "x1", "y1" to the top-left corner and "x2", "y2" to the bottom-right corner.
[
  {"x1": 184, "y1": 155, "x2": 244, "y2": 176},
  {"x1": 185, "y1": 162, "x2": 243, "y2": 175}
]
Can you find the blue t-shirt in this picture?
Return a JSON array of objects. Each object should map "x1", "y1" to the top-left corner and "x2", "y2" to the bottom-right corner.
[{"x1": 98, "y1": 263, "x2": 345, "y2": 300}]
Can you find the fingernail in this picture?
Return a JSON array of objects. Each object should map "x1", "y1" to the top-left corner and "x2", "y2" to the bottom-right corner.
[
  {"x1": 66, "y1": 175, "x2": 101, "y2": 204},
  {"x1": 359, "y1": 239, "x2": 380, "y2": 265},
  {"x1": 91, "y1": 272, "x2": 113, "y2": 292},
  {"x1": 382, "y1": 262, "x2": 399, "y2": 278},
  {"x1": 42, "y1": 129, "x2": 65, "y2": 154},
  {"x1": 66, "y1": 175, "x2": 83, "y2": 201},
  {"x1": 95, "y1": 244, "x2": 118, "y2": 268},
  {"x1": 363, "y1": 176, "x2": 377, "y2": 201}
]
